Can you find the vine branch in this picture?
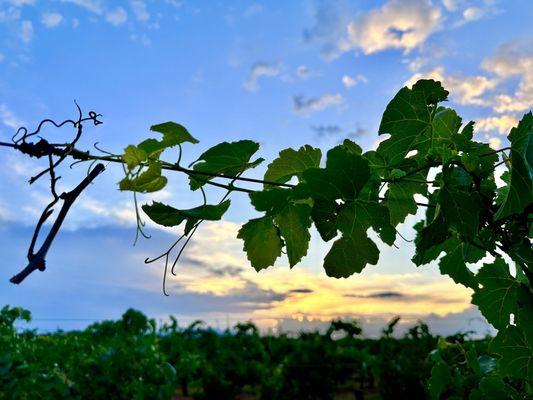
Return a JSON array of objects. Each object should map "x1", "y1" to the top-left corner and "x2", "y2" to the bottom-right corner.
[{"x1": 10, "y1": 163, "x2": 106, "y2": 284}]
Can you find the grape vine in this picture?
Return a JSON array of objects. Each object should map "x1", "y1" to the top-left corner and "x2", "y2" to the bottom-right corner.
[{"x1": 0, "y1": 79, "x2": 531, "y2": 396}]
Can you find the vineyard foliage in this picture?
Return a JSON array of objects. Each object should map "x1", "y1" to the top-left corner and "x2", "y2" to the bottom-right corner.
[
  {"x1": 119, "y1": 80, "x2": 532, "y2": 396},
  {"x1": 1, "y1": 79, "x2": 532, "y2": 397},
  {"x1": 0, "y1": 305, "x2": 518, "y2": 400}
]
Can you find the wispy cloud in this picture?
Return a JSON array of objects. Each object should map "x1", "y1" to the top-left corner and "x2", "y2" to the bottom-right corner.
[
  {"x1": 243, "y1": 62, "x2": 281, "y2": 91},
  {"x1": 406, "y1": 66, "x2": 498, "y2": 106},
  {"x1": 342, "y1": 74, "x2": 367, "y2": 88},
  {"x1": 130, "y1": 0, "x2": 150, "y2": 22},
  {"x1": 476, "y1": 115, "x2": 518, "y2": 135},
  {"x1": 311, "y1": 124, "x2": 342, "y2": 138},
  {"x1": 293, "y1": 93, "x2": 343, "y2": 115},
  {"x1": 482, "y1": 38, "x2": 533, "y2": 114},
  {"x1": 60, "y1": 0, "x2": 103, "y2": 15},
  {"x1": 20, "y1": 20, "x2": 33, "y2": 43},
  {"x1": 41, "y1": 12, "x2": 63, "y2": 28},
  {"x1": 106, "y1": 7, "x2": 128, "y2": 27},
  {"x1": 0, "y1": 104, "x2": 24, "y2": 129},
  {"x1": 8, "y1": 0, "x2": 36, "y2": 6}
]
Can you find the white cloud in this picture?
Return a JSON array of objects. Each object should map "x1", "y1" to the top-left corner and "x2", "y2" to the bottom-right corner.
[
  {"x1": 8, "y1": 0, "x2": 35, "y2": 6},
  {"x1": 41, "y1": 12, "x2": 63, "y2": 28},
  {"x1": 476, "y1": 115, "x2": 518, "y2": 135},
  {"x1": 0, "y1": 104, "x2": 24, "y2": 129},
  {"x1": 130, "y1": 0, "x2": 150, "y2": 21},
  {"x1": 106, "y1": 7, "x2": 128, "y2": 26},
  {"x1": 20, "y1": 20, "x2": 33, "y2": 43},
  {"x1": 462, "y1": 6, "x2": 484, "y2": 21},
  {"x1": 406, "y1": 66, "x2": 497, "y2": 106},
  {"x1": 60, "y1": 0, "x2": 103, "y2": 14},
  {"x1": 442, "y1": 0, "x2": 459, "y2": 11},
  {"x1": 293, "y1": 93, "x2": 343, "y2": 115},
  {"x1": 295, "y1": 65, "x2": 312, "y2": 80},
  {"x1": 339, "y1": 0, "x2": 442, "y2": 55},
  {"x1": 488, "y1": 136, "x2": 501, "y2": 149},
  {"x1": 244, "y1": 62, "x2": 281, "y2": 91},
  {"x1": 78, "y1": 197, "x2": 136, "y2": 227},
  {"x1": 482, "y1": 38, "x2": 533, "y2": 114},
  {"x1": 0, "y1": 201, "x2": 12, "y2": 221},
  {"x1": 342, "y1": 74, "x2": 367, "y2": 88}
]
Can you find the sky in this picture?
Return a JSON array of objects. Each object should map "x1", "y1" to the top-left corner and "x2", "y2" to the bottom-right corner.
[{"x1": 0, "y1": 0, "x2": 531, "y2": 337}]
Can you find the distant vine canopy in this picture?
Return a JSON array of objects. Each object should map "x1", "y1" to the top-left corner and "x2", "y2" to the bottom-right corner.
[{"x1": 0, "y1": 79, "x2": 531, "y2": 396}]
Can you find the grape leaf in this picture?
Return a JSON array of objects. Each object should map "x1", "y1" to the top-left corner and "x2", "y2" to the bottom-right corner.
[
  {"x1": 412, "y1": 215, "x2": 450, "y2": 265},
  {"x1": 494, "y1": 112, "x2": 533, "y2": 220},
  {"x1": 122, "y1": 145, "x2": 147, "y2": 170},
  {"x1": 439, "y1": 187, "x2": 480, "y2": 239},
  {"x1": 302, "y1": 145, "x2": 370, "y2": 201},
  {"x1": 438, "y1": 239, "x2": 478, "y2": 289},
  {"x1": 323, "y1": 226, "x2": 379, "y2": 278},
  {"x1": 189, "y1": 140, "x2": 263, "y2": 190},
  {"x1": 249, "y1": 188, "x2": 290, "y2": 215},
  {"x1": 475, "y1": 377, "x2": 520, "y2": 400},
  {"x1": 119, "y1": 163, "x2": 167, "y2": 193},
  {"x1": 490, "y1": 322, "x2": 532, "y2": 382},
  {"x1": 341, "y1": 138, "x2": 362, "y2": 154},
  {"x1": 428, "y1": 363, "x2": 452, "y2": 400},
  {"x1": 337, "y1": 201, "x2": 396, "y2": 246},
  {"x1": 311, "y1": 199, "x2": 338, "y2": 242},
  {"x1": 150, "y1": 121, "x2": 199, "y2": 146},
  {"x1": 275, "y1": 203, "x2": 312, "y2": 266},
  {"x1": 142, "y1": 200, "x2": 230, "y2": 227},
  {"x1": 471, "y1": 259, "x2": 521, "y2": 330},
  {"x1": 264, "y1": 145, "x2": 321, "y2": 184},
  {"x1": 377, "y1": 79, "x2": 448, "y2": 166},
  {"x1": 385, "y1": 174, "x2": 427, "y2": 226},
  {"x1": 237, "y1": 216, "x2": 282, "y2": 271}
]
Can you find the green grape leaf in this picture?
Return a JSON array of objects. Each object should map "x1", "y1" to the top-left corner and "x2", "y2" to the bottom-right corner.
[
  {"x1": 189, "y1": 140, "x2": 263, "y2": 190},
  {"x1": 302, "y1": 145, "x2": 370, "y2": 201},
  {"x1": 384, "y1": 174, "x2": 427, "y2": 226},
  {"x1": 264, "y1": 145, "x2": 321, "y2": 184},
  {"x1": 119, "y1": 163, "x2": 167, "y2": 193},
  {"x1": 471, "y1": 259, "x2": 520, "y2": 330},
  {"x1": 337, "y1": 201, "x2": 396, "y2": 246},
  {"x1": 323, "y1": 226, "x2": 379, "y2": 278},
  {"x1": 311, "y1": 199, "x2": 338, "y2": 242},
  {"x1": 439, "y1": 187, "x2": 480, "y2": 239},
  {"x1": 377, "y1": 79, "x2": 448, "y2": 165},
  {"x1": 432, "y1": 108, "x2": 461, "y2": 141},
  {"x1": 412, "y1": 215, "x2": 450, "y2": 265},
  {"x1": 490, "y1": 323, "x2": 532, "y2": 382},
  {"x1": 428, "y1": 362, "x2": 452, "y2": 400},
  {"x1": 122, "y1": 145, "x2": 147, "y2": 170},
  {"x1": 249, "y1": 188, "x2": 290, "y2": 215},
  {"x1": 150, "y1": 121, "x2": 199, "y2": 146},
  {"x1": 341, "y1": 138, "x2": 362, "y2": 154},
  {"x1": 438, "y1": 239, "x2": 477, "y2": 289},
  {"x1": 274, "y1": 203, "x2": 312, "y2": 266},
  {"x1": 238, "y1": 216, "x2": 282, "y2": 271},
  {"x1": 494, "y1": 112, "x2": 533, "y2": 220},
  {"x1": 495, "y1": 171, "x2": 510, "y2": 205},
  {"x1": 476, "y1": 376, "x2": 520, "y2": 400},
  {"x1": 142, "y1": 200, "x2": 231, "y2": 227},
  {"x1": 418, "y1": 107, "x2": 461, "y2": 162}
]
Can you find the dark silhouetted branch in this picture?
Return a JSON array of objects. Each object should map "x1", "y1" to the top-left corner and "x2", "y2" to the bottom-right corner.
[{"x1": 10, "y1": 163, "x2": 106, "y2": 284}]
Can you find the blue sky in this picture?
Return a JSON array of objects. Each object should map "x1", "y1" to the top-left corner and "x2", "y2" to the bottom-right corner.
[{"x1": 0, "y1": 0, "x2": 531, "y2": 336}]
